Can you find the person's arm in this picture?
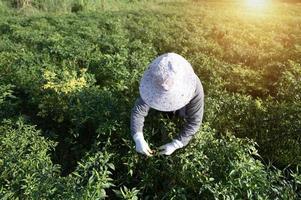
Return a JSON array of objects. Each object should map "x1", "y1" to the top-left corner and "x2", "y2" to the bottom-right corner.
[
  {"x1": 176, "y1": 77, "x2": 204, "y2": 146},
  {"x1": 131, "y1": 97, "x2": 150, "y2": 136},
  {"x1": 159, "y1": 77, "x2": 204, "y2": 155},
  {"x1": 131, "y1": 97, "x2": 153, "y2": 156}
]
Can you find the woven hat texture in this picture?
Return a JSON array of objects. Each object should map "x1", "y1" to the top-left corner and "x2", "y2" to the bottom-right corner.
[{"x1": 139, "y1": 53, "x2": 196, "y2": 111}]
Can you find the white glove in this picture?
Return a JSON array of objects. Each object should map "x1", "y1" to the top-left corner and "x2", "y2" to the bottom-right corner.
[
  {"x1": 133, "y1": 132, "x2": 153, "y2": 156},
  {"x1": 159, "y1": 139, "x2": 184, "y2": 155}
]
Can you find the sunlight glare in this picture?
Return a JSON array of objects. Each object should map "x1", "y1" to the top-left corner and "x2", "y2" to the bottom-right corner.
[{"x1": 245, "y1": 0, "x2": 268, "y2": 10}]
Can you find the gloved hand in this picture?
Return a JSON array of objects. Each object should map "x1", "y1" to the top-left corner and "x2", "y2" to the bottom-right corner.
[
  {"x1": 133, "y1": 132, "x2": 153, "y2": 156},
  {"x1": 159, "y1": 139, "x2": 184, "y2": 155}
]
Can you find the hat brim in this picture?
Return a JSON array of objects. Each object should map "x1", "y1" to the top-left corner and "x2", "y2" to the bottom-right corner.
[{"x1": 139, "y1": 72, "x2": 196, "y2": 111}]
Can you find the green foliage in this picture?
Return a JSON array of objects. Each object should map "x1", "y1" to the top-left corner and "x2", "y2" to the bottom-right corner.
[
  {"x1": 114, "y1": 124, "x2": 300, "y2": 199},
  {"x1": 0, "y1": 118, "x2": 114, "y2": 199},
  {"x1": 0, "y1": 84, "x2": 14, "y2": 105},
  {"x1": 0, "y1": 84, "x2": 18, "y2": 119},
  {"x1": 2, "y1": 0, "x2": 154, "y2": 13},
  {"x1": 205, "y1": 92, "x2": 301, "y2": 166},
  {"x1": 0, "y1": 118, "x2": 62, "y2": 199},
  {"x1": 0, "y1": 0, "x2": 301, "y2": 199},
  {"x1": 68, "y1": 151, "x2": 114, "y2": 199},
  {"x1": 276, "y1": 60, "x2": 301, "y2": 102},
  {"x1": 0, "y1": 1, "x2": 10, "y2": 14},
  {"x1": 113, "y1": 186, "x2": 140, "y2": 200},
  {"x1": 38, "y1": 67, "x2": 96, "y2": 123},
  {"x1": 171, "y1": 125, "x2": 298, "y2": 199}
]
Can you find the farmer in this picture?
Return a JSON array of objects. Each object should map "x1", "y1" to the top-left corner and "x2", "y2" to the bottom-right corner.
[{"x1": 131, "y1": 53, "x2": 204, "y2": 156}]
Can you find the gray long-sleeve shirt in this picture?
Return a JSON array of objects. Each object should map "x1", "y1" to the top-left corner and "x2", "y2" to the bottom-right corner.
[{"x1": 130, "y1": 76, "x2": 204, "y2": 146}]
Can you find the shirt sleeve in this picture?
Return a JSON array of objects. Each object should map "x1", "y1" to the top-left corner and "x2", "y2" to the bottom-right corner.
[
  {"x1": 176, "y1": 77, "x2": 204, "y2": 146},
  {"x1": 130, "y1": 97, "x2": 150, "y2": 137}
]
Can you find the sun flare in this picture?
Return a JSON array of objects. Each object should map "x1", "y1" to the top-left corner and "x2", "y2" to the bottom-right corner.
[{"x1": 246, "y1": 0, "x2": 268, "y2": 10}]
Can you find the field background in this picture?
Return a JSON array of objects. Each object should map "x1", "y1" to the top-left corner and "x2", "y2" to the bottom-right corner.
[{"x1": 0, "y1": 0, "x2": 301, "y2": 199}]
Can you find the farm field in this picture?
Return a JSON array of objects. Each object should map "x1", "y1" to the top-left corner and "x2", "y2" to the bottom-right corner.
[{"x1": 0, "y1": 0, "x2": 301, "y2": 199}]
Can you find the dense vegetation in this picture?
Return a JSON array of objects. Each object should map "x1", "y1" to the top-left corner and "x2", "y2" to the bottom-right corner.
[{"x1": 0, "y1": 0, "x2": 300, "y2": 199}]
